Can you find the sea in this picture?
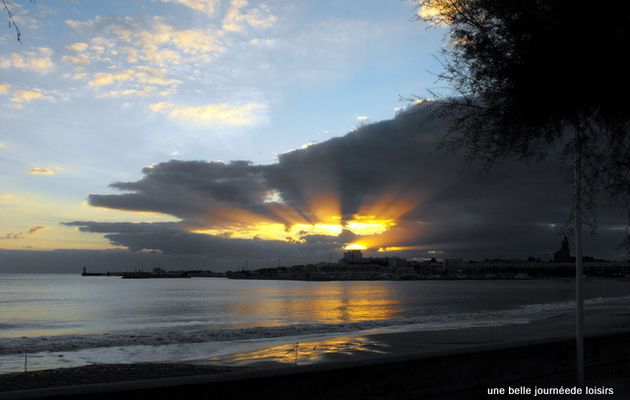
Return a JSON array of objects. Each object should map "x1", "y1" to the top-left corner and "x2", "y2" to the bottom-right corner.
[{"x1": 2, "y1": 274, "x2": 630, "y2": 374}]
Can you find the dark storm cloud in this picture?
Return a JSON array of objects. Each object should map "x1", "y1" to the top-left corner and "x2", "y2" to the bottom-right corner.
[
  {"x1": 86, "y1": 107, "x2": 454, "y2": 226},
  {"x1": 71, "y1": 103, "x2": 628, "y2": 261},
  {"x1": 266, "y1": 109, "x2": 442, "y2": 217},
  {"x1": 89, "y1": 160, "x2": 270, "y2": 224}
]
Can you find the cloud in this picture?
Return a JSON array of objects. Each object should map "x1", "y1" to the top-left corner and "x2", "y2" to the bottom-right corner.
[
  {"x1": 26, "y1": 226, "x2": 45, "y2": 234},
  {"x1": 66, "y1": 42, "x2": 89, "y2": 52},
  {"x1": 63, "y1": 16, "x2": 225, "y2": 63},
  {"x1": 89, "y1": 160, "x2": 268, "y2": 220},
  {"x1": 356, "y1": 115, "x2": 369, "y2": 127},
  {"x1": 149, "y1": 101, "x2": 268, "y2": 125},
  {"x1": 62, "y1": 54, "x2": 91, "y2": 65},
  {"x1": 223, "y1": 0, "x2": 278, "y2": 32},
  {"x1": 57, "y1": 3, "x2": 278, "y2": 104},
  {"x1": 160, "y1": 0, "x2": 219, "y2": 15},
  {"x1": 1, "y1": 226, "x2": 45, "y2": 240},
  {"x1": 88, "y1": 67, "x2": 179, "y2": 88},
  {"x1": 29, "y1": 167, "x2": 55, "y2": 175},
  {"x1": 62, "y1": 16, "x2": 226, "y2": 97},
  {"x1": 134, "y1": 21, "x2": 224, "y2": 60},
  {"x1": 0, "y1": 84, "x2": 11, "y2": 95},
  {"x1": 0, "y1": 48, "x2": 54, "y2": 73},
  {"x1": 101, "y1": 87, "x2": 166, "y2": 98},
  {"x1": 10, "y1": 89, "x2": 53, "y2": 107},
  {"x1": 70, "y1": 103, "x2": 629, "y2": 262}
]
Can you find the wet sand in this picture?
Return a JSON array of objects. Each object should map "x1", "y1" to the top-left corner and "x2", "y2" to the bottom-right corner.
[{"x1": 363, "y1": 305, "x2": 630, "y2": 359}]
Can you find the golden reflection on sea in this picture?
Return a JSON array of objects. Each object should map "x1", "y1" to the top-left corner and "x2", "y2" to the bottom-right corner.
[{"x1": 230, "y1": 281, "x2": 402, "y2": 326}]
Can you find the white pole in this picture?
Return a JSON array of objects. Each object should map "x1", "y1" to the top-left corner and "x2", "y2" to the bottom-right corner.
[{"x1": 574, "y1": 126, "x2": 584, "y2": 386}]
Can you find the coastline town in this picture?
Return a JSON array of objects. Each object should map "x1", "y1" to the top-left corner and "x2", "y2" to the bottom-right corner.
[{"x1": 82, "y1": 237, "x2": 630, "y2": 281}]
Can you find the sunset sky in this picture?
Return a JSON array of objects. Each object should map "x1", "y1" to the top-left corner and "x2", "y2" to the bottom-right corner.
[{"x1": 1, "y1": 0, "x2": 627, "y2": 270}]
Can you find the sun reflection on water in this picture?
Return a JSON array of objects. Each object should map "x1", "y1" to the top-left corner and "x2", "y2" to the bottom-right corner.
[{"x1": 230, "y1": 282, "x2": 402, "y2": 325}]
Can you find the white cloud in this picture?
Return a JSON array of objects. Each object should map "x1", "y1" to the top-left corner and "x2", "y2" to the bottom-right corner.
[
  {"x1": 66, "y1": 42, "x2": 89, "y2": 52},
  {"x1": 223, "y1": 0, "x2": 277, "y2": 32},
  {"x1": 28, "y1": 167, "x2": 55, "y2": 175},
  {"x1": 10, "y1": 89, "x2": 53, "y2": 108},
  {"x1": 63, "y1": 17, "x2": 227, "y2": 97},
  {"x1": 248, "y1": 38, "x2": 275, "y2": 47},
  {"x1": 159, "y1": 0, "x2": 219, "y2": 15},
  {"x1": 62, "y1": 53, "x2": 91, "y2": 65},
  {"x1": 88, "y1": 66, "x2": 179, "y2": 88},
  {"x1": 65, "y1": 17, "x2": 105, "y2": 31},
  {"x1": 0, "y1": 47, "x2": 54, "y2": 73},
  {"x1": 58, "y1": 3, "x2": 279, "y2": 103},
  {"x1": 143, "y1": 22, "x2": 224, "y2": 59},
  {"x1": 149, "y1": 101, "x2": 268, "y2": 125},
  {"x1": 0, "y1": 84, "x2": 11, "y2": 95}
]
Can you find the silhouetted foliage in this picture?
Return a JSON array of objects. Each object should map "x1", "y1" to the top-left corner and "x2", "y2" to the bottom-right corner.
[
  {"x1": 2, "y1": 0, "x2": 34, "y2": 43},
  {"x1": 420, "y1": 0, "x2": 630, "y2": 252}
]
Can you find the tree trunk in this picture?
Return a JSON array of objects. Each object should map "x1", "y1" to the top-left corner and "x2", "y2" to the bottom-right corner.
[{"x1": 574, "y1": 124, "x2": 584, "y2": 386}]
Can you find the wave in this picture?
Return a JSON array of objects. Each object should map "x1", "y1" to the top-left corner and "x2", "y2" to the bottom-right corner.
[{"x1": 1, "y1": 294, "x2": 628, "y2": 356}]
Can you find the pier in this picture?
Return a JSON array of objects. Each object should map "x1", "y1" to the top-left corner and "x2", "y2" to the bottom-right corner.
[{"x1": 81, "y1": 267, "x2": 225, "y2": 279}]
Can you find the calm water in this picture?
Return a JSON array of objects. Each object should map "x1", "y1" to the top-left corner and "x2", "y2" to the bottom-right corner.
[{"x1": 1, "y1": 274, "x2": 630, "y2": 372}]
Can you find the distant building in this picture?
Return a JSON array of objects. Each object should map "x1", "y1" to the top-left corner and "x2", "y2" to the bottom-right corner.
[
  {"x1": 387, "y1": 257, "x2": 407, "y2": 268},
  {"x1": 553, "y1": 236, "x2": 572, "y2": 262},
  {"x1": 342, "y1": 249, "x2": 363, "y2": 263},
  {"x1": 444, "y1": 258, "x2": 463, "y2": 274},
  {"x1": 444, "y1": 258, "x2": 463, "y2": 267}
]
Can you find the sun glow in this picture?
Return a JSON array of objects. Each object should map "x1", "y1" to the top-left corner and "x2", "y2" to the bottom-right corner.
[
  {"x1": 192, "y1": 213, "x2": 398, "y2": 243},
  {"x1": 193, "y1": 222, "x2": 344, "y2": 242},
  {"x1": 190, "y1": 189, "x2": 422, "y2": 252},
  {"x1": 417, "y1": 0, "x2": 456, "y2": 25},
  {"x1": 345, "y1": 214, "x2": 396, "y2": 236},
  {"x1": 377, "y1": 245, "x2": 424, "y2": 253},
  {"x1": 344, "y1": 243, "x2": 368, "y2": 251}
]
